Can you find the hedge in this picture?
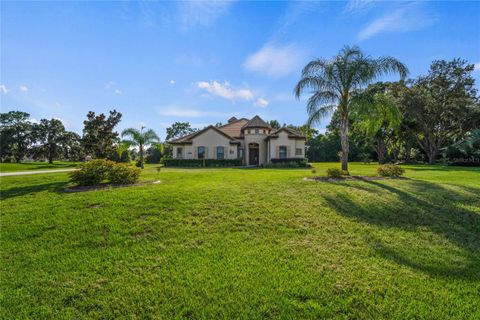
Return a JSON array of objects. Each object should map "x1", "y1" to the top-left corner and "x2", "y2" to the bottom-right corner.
[
  {"x1": 164, "y1": 159, "x2": 243, "y2": 167},
  {"x1": 269, "y1": 157, "x2": 309, "y2": 167}
]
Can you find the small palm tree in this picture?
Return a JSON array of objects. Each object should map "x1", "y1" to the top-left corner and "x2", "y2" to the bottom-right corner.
[
  {"x1": 114, "y1": 141, "x2": 130, "y2": 160},
  {"x1": 351, "y1": 91, "x2": 402, "y2": 163},
  {"x1": 294, "y1": 45, "x2": 408, "y2": 171},
  {"x1": 121, "y1": 126, "x2": 159, "y2": 168}
]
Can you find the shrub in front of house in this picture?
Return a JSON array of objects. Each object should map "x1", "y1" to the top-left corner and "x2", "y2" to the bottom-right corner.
[
  {"x1": 204, "y1": 159, "x2": 243, "y2": 167},
  {"x1": 164, "y1": 159, "x2": 242, "y2": 167},
  {"x1": 263, "y1": 162, "x2": 300, "y2": 168},
  {"x1": 69, "y1": 159, "x2": 141, "y2": 186},
  {"x1": 269, "y1": 158, "x2": 309, "y2": 167},
  {"x1": 377, "y1": 164, "x2": 405, "y2": 177},
  {"x1": 108, "y1": 163, "x2": 141, "y2": 184},
  {"x1": 69, "y1": 159, "x2": 114, "y2": 186},
  {"x1": 326, "y1": 167, "x2": 349, "y2": 178}
]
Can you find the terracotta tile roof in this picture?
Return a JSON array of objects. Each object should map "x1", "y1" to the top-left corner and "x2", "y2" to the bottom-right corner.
[
  {"x1": 170, "y1": 125, "x2": 241, "y2": 144},
  {"x1": 218, "y1": 118, "x2": 249, "y2": 138},
  {"x1": 241, "y1": 115, "x2": 271, "y2": 129}
]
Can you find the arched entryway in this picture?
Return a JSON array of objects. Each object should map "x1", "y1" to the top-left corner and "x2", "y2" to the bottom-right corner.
[{"x1": 248, "y1": 143, "x2": 259, "y2": 166}]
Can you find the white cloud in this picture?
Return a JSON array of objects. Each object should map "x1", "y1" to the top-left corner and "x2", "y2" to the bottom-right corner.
[
  {"x1": 277, "y1": 2, "x2": 322, "y2": 34},
  {"x1": 358, "y1": 2, "x2": 437, "y2": 41},
  {"x1": 343, "y1": 0, "x2": 375, "y2": 14},
  {"x1": 104, "y1": 81, "x2": 116, "y2": 89},
  {"x1": 0, "y1": 84, "x2": 8, "y2": 94},
  {"x1": 197, "y1": 81, "x2": 254, "y2": 101},
  {"x1": 254, "y1": 98, "x2": 269, "y2": 108},
  {"x1": 244, "y1": 43, "x2": 306, "y2": 78},
  {"x1": 170, "y1": 80, "x2": 176, "y2": 85},
  {"x1": 19, "y1": 85, "x2": 29, "y2": 92},
  {"x1": 104, "y1": 81, "x2": 123, "y2": 95},
  {"x1": 474, "y1": 62, "x2": 480, "y2": 72},
  {"x1": 178, "y1": 1, "x2": 233, "y2": 31},
  {"x1": 156, "y1": 105, "x2": 236, "y2": 118}
]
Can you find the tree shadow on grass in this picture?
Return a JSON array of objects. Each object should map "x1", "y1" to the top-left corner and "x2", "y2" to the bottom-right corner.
[
  {"x1": 322, "y1": 179, "x2": 480, "y2": 279},
  {"x1": 0, "y1": 181, "x2": 69, "y2": 200}
]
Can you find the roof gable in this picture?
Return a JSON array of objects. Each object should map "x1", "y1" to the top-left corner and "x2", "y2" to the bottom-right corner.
[
  {"x1": 266, "y1": 127, "x2": 305, "y2": 140},
  {"x1": 242, "y1": 115, "x2": 271, "y2": 129},
  {"x1": 170, "y1": 125, "x2": 240, "y2": 144}
]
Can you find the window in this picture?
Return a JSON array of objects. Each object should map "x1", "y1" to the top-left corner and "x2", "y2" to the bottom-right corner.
[
  {"x1": 197, "y1": 146, "x2": 205, "y2": 159},
  {"x1": 248, "y1": 130, "x2": 251, "y2": 134},
  {"x1": 255, "y1": 128, "x2": 259, "y2": 134},
  {"x1": 279, "y1": 146, "x2": 287, "y2": 159},
  {"x1": 176, "y1": 147, "x2": 183, "y2": 159},
  {"x1": 295, "y1": 148, "x2": 303, "y2": 156},
  {"x1": 217, "y1": 146, "x2": 224, "y2": 160},
  {"x1": 239, "y1": 148, "x2": 244, "y2": 159}
]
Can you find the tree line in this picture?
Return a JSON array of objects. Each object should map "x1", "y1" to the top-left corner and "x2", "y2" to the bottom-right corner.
[
  {"x1": 0, "y1": 108, "x2": 195, "y2": 166},
  {"x1": 2, "y1": 47, "x2": 478, "y2": 166},
  {"x1": 293, "y1": 46, "x2": 479, "y2": 168}
]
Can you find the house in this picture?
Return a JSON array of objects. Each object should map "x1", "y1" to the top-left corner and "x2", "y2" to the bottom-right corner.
[{"x1": 169, "y1": 115, "x2": 306, "y2": 166}]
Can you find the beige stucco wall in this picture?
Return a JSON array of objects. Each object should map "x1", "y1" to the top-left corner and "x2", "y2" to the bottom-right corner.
[
  {"x1": 173, "y1": 128, "x2": 238, "y2": 160},
  {"x1": 268, "y1": 131, "x2": 305, "y2": 160}
]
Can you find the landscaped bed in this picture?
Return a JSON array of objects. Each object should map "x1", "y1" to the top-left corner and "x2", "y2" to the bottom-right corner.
[{"x1": 1, "y1": 163, "x2": 479, "y2": 319}]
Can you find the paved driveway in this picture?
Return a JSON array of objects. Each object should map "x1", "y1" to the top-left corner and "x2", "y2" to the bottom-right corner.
[{"x1": 0, "y1": 169, "x2": 76, "y2": 177}]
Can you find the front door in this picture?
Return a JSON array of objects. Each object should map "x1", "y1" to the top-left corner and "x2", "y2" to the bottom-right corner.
[{"x1": 249, "y1": 145, "x2": 259, "y2": 165}]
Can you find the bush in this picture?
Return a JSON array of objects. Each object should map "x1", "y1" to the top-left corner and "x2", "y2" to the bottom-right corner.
[
  {"x1": 377, "y1": 164, "x2": 405, "y2": 177},
  {"x1": 270, "y1": 158, "x2": 309, "y2": 167},
  {"x1": 69, "y1": 159, "x2": 141, "y2": 186},
  {"x1": 69, "y1": 159, "x2": 114, "y2": 186},
  {"x1": 264, "y1": 162, "x2": 299, "y2": 168},
  {"x1": 135, "y1": 159, "x2": 144, "y2": 168},
  {"x1": 164, "y1": 159, "x2": 242, "y2": 167},
  {"x1": 108, "y1": 163, "x2": 141, "y2": 184},
  {"x1": 326, "y1": 167, "x2": 349, "y2": 178}
]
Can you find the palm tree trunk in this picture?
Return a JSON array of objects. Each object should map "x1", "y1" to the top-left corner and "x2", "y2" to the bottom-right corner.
[
  {"x1": 139, "y1": 144, "x2": 144, "y2": 169},
  {"x1": 340, "y1": 113, "x2": 349, "y2": 172}
]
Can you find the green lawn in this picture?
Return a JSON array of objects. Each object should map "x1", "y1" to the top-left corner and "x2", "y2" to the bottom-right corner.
[
  {"x1": 0, "y1": 161, "x2": 80, "y2": 172},
  {"x1": 1, "y1": 163, "x2": 479, "y2": 319}
]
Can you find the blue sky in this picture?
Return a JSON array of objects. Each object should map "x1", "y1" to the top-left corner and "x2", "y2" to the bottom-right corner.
[{"x1": 1, "y1": 1, "x2": 479, "y2": 139}]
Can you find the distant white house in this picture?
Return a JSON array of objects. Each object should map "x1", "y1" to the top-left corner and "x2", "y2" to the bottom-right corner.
[{"x1": 170, "y1": 115, "x2": 305, "y2": 166}]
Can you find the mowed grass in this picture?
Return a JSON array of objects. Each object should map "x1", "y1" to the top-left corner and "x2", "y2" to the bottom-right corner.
[
  {"x1": 0, "y1": 161, "x2": 80, "y2": 172},
  {"x1": 1, "y1": 163, "x2": 479, "y2": 319}
]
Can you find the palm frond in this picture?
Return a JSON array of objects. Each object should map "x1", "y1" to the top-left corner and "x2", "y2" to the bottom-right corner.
[
  {"x1": 121, "y1": 128, "x2": 141, "y2": 141},
  {"x1": 307, "y1": 104, "x2": 336, "y2": 127},
  {"x1": 301, "y1": 58, "x2": 329, "y2": 77},
  {"x1": 121, "y1": 139, "x2": 137, "y2": 147},
  {"x1": 294, "y1": 76, "x2": 338, "y2": 99},
  {"x1": 375, "y1": 56, "x2": 409, "y2": 80},
  {"x1": 306, "y1": 90, "x2": 338, "y2": 115},
  {"x1": 143, "y1": 129, "x2": 160, "y2": 144}
]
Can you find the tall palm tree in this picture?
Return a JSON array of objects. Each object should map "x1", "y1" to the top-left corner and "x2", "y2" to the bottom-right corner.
[
  {"x1": 121, "y1": 126, "x2": 159, "y2": 168},
  {"x1": 294, "y1": 46, "x2": 408, "y2": 171}
]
